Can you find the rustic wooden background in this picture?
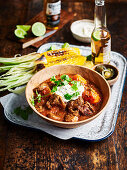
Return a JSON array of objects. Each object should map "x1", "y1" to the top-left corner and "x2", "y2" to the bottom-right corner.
[{"x1": 0, "y1": 0, "x2": 127, "y2": 169}]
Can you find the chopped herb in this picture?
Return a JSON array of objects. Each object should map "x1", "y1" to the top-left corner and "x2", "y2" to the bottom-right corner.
[
  {"x1": 74, "y1": 91, "x2": 80, "y2": 96},
  {"x1": 61, "y1": 80, "x2": 68, "y2": 85},
  {"x1": 51, "y1": 86, "x2": 57, "y2": 92},
  {"x1": 54, "y1": 80, "x2": 62, "y2": 86},
  {"x1": 71, "y1": 81, "x2": 81, "y2": 91},
  {"x1": 71, "y1": 84, "x2": 78, "y2": 91},
  {"x1": 64, "y1": 91, "x2": 80, "y2": 100},
  {"x1": 64, "y1": 93, "x2": 72, "y2": 100},
  {"x1": 36, "y1": 90, "x2": 41, "y2": 103},
  {"x1": 50, "y1": 76, "x2": 56, "y2": 82},
  {"x1": 60, "y1": 74, "x2": 71, "y2": 82},
  {"x1": 31, "y1": 96, "x2": 35, "y2": 106},
  {"x1": 12, "y1": 106, "x2": 33, "y2": 120}
]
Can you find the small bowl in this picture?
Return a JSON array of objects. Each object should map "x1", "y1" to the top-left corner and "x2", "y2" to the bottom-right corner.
[
  {"x1": 93, "y1": 64, "x2": 119, "y2": 86},
  {"x1": 70, "y1": 19, "x2": 94, "y2": 43},
  {"x1": 26, "y1": 65, "x2": 111, "y2": 128}
]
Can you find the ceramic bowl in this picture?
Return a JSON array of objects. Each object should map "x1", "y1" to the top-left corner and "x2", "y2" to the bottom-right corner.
[
  {"x1": 26, "y1": 65, "x2": 111, "y2": 128},
  {"x1": 70, "y1": 19, "x2": 94, "y2": 43},
  {"x1": 93, "y1": 64, "x2": 119, "y2": 86}
]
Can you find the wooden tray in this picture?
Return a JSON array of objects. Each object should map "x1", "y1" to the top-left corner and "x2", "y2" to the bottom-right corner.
[{"x1": 9, "y1": 10, "x2": 74, "y2": 48}]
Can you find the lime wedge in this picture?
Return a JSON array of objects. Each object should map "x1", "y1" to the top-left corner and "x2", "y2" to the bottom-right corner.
[
  {"x1": 62, "y1": 42, "x2": 70, "y2": 48},
  {"x1": 92, "y1": 30, "x2": 101, "y2": 41},
  {"x1": 16, "y1": 25, "x2": 31, "y2": 31},
  {"x1": 14, "y1": 28, "x2": 27, "y2": 39},
  {"x1": 32, "y1": 22, "x2": 46, "y2": 36}
]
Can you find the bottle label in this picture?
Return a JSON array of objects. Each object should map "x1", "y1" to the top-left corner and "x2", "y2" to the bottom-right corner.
[{"x1": 46, "y1": 1, "x2": 61, "y2": 16}]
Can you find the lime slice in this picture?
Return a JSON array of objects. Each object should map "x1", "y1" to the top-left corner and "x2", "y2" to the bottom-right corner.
[
  {"x1": 62, "y1": 42, "x2": 70, "y2": 48},
  {"x1": 14, "y1": 28, "x2": 27, "y2": 39},
  {"x1": 92, "y1": 30, "x2": 101, "y2": 41},
  {"x1": 16, "y1": 25, "x2": 31, "y2": 31},
  {"x1": 32, "y1": 22, "x2": 46, "y2": 36}
]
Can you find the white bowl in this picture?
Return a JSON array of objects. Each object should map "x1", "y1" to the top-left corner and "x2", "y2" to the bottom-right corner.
[{"x1": 70, "y1": 19, "x2": 94, "y2": 43}]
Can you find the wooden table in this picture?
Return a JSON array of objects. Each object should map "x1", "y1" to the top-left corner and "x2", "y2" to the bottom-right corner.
[{"x1": 0, "y1": 0, "x2": 126, "y2": 169}]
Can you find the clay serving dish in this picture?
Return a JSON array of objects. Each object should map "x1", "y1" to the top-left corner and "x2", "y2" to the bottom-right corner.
[
  {"x1": 26, "y1": 65, "x2": 111, "y2": 128},
  {"x1": 93, "y1": 64, "x2": 119, "y2": 86}
]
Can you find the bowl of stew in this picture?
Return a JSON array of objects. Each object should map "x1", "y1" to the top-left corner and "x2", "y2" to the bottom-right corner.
[{"x1": 26, "y1": 65, "x2": 111, "y2": 128}]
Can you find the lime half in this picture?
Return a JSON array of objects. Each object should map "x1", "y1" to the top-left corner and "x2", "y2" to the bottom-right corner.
[
  {"x1": 16, "y1": 25, "x2": 31, "y2": 31},
  {"x1": 14, "y1": 28, "x2": 27, "y2": 39},
  {"x1": 32, "y1": 22, "x2": 46, "y2": 36},
  {"x1": 92, "y1": 29, "x2": 101, "y2": 41}
]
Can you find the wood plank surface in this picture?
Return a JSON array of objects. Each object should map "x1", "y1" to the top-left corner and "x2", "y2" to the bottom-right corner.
[{"x1": 0, "y1": 0, "x2": 127, "y2": 169}]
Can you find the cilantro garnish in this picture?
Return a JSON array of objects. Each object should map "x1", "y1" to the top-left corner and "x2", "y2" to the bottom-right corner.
[
  {"x1": 54, "y1": 80, "x2": 62, "y2": 86},
  {"x1": 64, "y1": 93, "x2": 72, "y2": 100},
  {"x1": 51, "y1": 86, "x2": 57, "y2": 92},
  {"x1": 74, "y1": 91, "x2": 80, "y2": 96},
  {"x1": 71, "y1": 81, "x2": 81, "y2": 91},
  {"x1": 60, "y1": 74, "x2": 71, "y2": 82},
  {"x1": 64, "y1": 91, "x2": 80, "y2": 100},
  {"x1": 61, "y1": 80, "x2": 68, "y2": 85},
  {"x1": 36, "y1": 90, "x2": 42, "y2": 103},
  {"x1": 31, "y1": 95, "x2": 35, "y2": 106},
  {"x1": 12, "y1": 106, "x2": 33, "y2": 120},
  {"x1": 50, "y1": 76, "x2": 56, "y2": 82}
]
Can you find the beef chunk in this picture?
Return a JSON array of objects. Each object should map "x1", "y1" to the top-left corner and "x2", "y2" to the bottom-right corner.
[
  {"x1": 46, "y1": 93, "x2": 66, "y2": 109},
  {"x1": 67, "y1": 96, "x2": 95, "y2": 117},
  {"x1": 64, "y1": 114, "x2": 78, "y2": 122},
  {"x1": 46, "y1": 101, "x2": 52, "y2": 109},
  {"x1": 47, "y1": 112, "x2": 61, "y2": 121},
  {"x1": 67, "y1": 96, "x2": 84, "y2": 114},
  {"x1": 78, "y1": 101, "x2": 95, "y2": 116}
]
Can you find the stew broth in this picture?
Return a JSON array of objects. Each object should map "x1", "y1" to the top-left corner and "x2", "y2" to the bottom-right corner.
[{"x1": 32, "y1": 74, "x2": 102, "y2": 122}]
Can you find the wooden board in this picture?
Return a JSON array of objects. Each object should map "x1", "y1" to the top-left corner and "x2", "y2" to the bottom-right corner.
[{"x1": 9, "y1": 10, "x2": 74, "y2": 48}]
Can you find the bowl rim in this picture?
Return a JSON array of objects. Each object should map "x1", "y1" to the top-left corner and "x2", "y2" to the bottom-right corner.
[{"x1": 25, "y1": 64, "x2": 111, "y2": 126}]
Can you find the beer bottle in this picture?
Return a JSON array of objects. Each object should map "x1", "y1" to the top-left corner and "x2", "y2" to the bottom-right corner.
[
  {"x1": 44, "y1": 0, "x2": 61, "y2": 29},
  {"x1": 91, "y1": 0, "x2": 111, "y2": 64}
]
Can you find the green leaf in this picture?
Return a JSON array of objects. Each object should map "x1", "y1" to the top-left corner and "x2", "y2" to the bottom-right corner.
[
  {"x1": 51, "y1": 86, "x2": 57, "y2": 92},
  {"x1": 21, "y1": 111, "x2": 28, "y2": 120},
  {"x1": 14, "y1": 107, "x2": 22, "y2": 116},
  {"x1": 71, "y1": 84, "x2": 78, "y2": 91},
  {"x1": 60, "y1": 74, "x2": 71, "y2": 82},
  {"x1": 74, "y1": 91, "x2": 80, "y2": 96},
  {"x1": 12, "y1": 106, "x2": 33, "y2": 120},
  {"x1": 86, "y1": 54, "x2": 92, "y2": 61},
  {"x1": 54, "y1": 80, "x2": 62, "y2": 86},
  {"x1": 71, "y1": 81, "x2": 81, "y2": 91},
  {"x1": 64, "y1": 93, "x2": 72, "y2": 100},
  {"x1": 31, "y1": 96, "x2": 35, "y2": 106},
  {"x1": 50, "y1": 76, "x2": 56, "y2": 82},
  {"x1": 61, "y1": 80, "x2": 68, "y2": 85}
]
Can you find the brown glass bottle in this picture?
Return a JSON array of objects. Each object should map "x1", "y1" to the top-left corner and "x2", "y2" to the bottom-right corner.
[{"x1": 44, "y1": 0, "x2": 61, "y2": 29}]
